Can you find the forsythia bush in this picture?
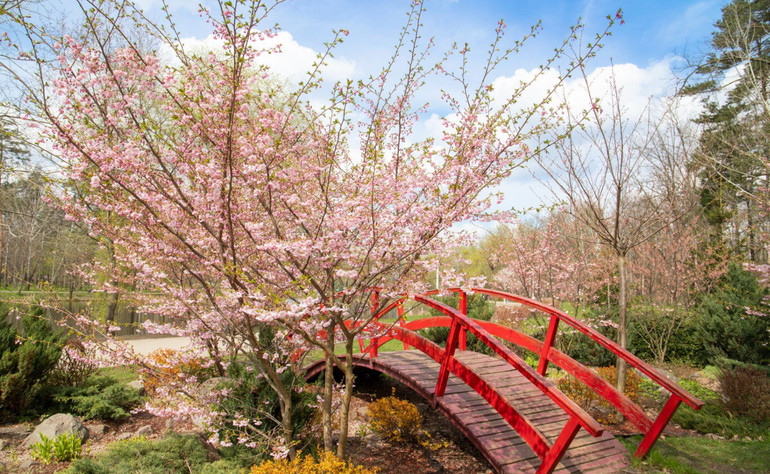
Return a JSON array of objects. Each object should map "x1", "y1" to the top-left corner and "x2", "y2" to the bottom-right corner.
[
  {"x1": 366, "y1": 392, "x2": 423, "y2": 442},
  {"x1": 250, "y1": 451, "x2": 377, "y2": 474},
  {"x1": 557, "y1": 366, "x2": 642, "y2": 425}
]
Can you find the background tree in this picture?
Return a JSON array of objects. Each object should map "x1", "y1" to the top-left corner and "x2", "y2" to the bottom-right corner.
[
  {"x1": 536, "y1": 67, "x2": 693, "y2": 392},
  {"x1": 684, "y1": 0, "x2": 770, "y2": 262}
]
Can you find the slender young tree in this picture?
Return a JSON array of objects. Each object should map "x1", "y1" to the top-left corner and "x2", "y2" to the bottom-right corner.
[{"x1": 536, "y1": 65, "x2": 694, "y2": 392}]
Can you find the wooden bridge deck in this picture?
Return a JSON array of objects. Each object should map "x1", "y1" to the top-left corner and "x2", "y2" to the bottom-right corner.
[{"x1": 334, "y1": 350, "x2": 630, "y2": 473}]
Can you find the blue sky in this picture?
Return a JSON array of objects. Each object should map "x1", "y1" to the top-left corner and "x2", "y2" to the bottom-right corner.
[{"x1": 141, "y1": 0, "x2": 723, "y2": 76}]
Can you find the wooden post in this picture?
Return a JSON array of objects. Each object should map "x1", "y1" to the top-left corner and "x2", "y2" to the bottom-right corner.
[
  {"x1": 434, "y1": 319, "x2": 461, "y2": 399},
  {"x1": 537, "y1": 417, "x2": 580, "y2": 474},
  {"x1": 458, "y1": 290, "x2": 468, "y2": 351},
  {"x1": 635, "y1": 394, "x2": 681, "y2": 458},
  {"x1": 538, "y1": 314, "x2": 559, "y2": 375}
]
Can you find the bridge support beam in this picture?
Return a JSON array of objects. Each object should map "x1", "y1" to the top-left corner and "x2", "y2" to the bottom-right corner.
[
  {"x1": 537, "y1": 316, "x2": 559, "y2": 375},
  {"x1": 537, "y1": 417, "x2": 581, "y2": 474},
  {"x1": 635, "y1": 394, "x2": 681, "y2": 458}
]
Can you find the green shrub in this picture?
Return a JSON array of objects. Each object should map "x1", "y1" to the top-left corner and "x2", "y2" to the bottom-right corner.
[
  {"x1": 65, "y1": 434, "x2": 230, "y2": 474},
  {"x1": 47, "y1": 375, "x2": 143, "y2": 421},
  {"x1": 48, "y1": 339, "x2": 100, "y2": 387},
  {"x1": 557, "y1": 325, "x2": 616, "y2": 367},
  {"x1": 694, "y1": 262, "x2": 770, "y2": 365},
  {"x1": 0, "y1": 306, "x2": 63, "y2": 419},
  {"x1": 209, "y1": 362, "x2": 315, "y2": 461},
  {"x1": 31, "y1": 432, "x2": 83, "y2": 464}
]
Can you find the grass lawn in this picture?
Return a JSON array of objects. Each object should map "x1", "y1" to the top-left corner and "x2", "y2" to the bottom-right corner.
[
  {"x1": 95, "y1": 365, "x2": 141, "y2": 384},
  {"x1": 623, "y1": 435, "x2": 770, "y2": 473}
]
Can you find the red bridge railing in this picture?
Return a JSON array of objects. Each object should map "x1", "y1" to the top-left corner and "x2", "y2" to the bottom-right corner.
[
  {"x1": 358, "y1": 292, "x2": 603, "y2": 474},
  {"x1": 359, "y1": 287, "x2": 703, "y2": 464}
]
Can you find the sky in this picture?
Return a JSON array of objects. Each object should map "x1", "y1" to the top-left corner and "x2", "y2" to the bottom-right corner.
[{"x1": 52, "y1": 0, "x2": 727, "y2": 230}]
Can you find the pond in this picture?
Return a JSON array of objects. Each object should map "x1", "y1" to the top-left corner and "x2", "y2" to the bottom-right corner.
[{"x1": 2, "y1": 295, "x2": 168, "y2": 337}]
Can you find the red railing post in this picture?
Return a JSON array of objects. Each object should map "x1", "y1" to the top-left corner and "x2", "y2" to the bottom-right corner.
[
  {"x1": 369, "y1": 336, "x2": 379, "y2": 358},
  {"x1": 537, "y1": 417, "x2": 581, "y2": 474},
  {"x1": 398, "y1": 301, "x2": 409, "y2": 350},
  {"x1": 635, "y1": 394, "x2": 682, "y2": 458},
  {"x1": 537, "y1": 314, "x2": 559, "y2": 375},
  {"x1": 370, "y1": 290, "x2": 380, "y2": 316},
  {"x1": 434, "y1": 319, "x2": 461, "y2": 398},
  {"x1": 458, "y1": 290, "x2": 468, "y2": 351},
  {"x1": 368, "y1": 289, "x2": 380, "y2": 354}
]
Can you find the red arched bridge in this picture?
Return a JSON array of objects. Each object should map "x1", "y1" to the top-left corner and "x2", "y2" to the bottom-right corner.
[{"x1": 304, "y1": 288, "x2": 703, "y2": 474}]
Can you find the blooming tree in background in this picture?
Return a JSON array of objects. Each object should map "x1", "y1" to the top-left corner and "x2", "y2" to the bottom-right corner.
[{"x1": 3, "y1": 0, "x2": 619, "y2": 457}]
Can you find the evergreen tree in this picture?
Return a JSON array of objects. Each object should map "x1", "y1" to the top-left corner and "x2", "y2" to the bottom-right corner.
[{"x1": 685, "y1": 0, "x2": 770, "y2": 262}]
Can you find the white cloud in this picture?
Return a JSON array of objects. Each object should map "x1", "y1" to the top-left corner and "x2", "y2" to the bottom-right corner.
[{"x1": 162, "y1": 31, "x2": 355, "y2": 85}]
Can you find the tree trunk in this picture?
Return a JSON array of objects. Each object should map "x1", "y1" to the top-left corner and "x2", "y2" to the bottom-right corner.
[
  {"x1": 279, "y1": 391, "x2": 295, "y2": 460},
  {"x1": 322, "y1": 323, "x2": 336, "y2": 452},
  {"x1": 105, "y1": 291, "x2": 119, "y2": 323},
  {"x1": 336, "y1": 341, "x2": 355, "y2": 458},
  {"x1": 615, "y1": 252, "x2": 628, "y2": 393}
]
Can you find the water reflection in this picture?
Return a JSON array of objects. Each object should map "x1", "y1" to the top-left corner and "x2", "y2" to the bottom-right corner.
[{"x1": 4, "y1": 299, "x2": 168, "y2": 337}]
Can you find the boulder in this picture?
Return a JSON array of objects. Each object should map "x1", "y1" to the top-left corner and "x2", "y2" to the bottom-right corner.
[
  {"x1": 135, "y1": 425, "x2": 153, "y2": 437},
  {"x1": 23, "y1": 414, "x2": 89, "y2": 448},
  {"x1": 127, "y1": 380, "x2": 146, "y2": 395}
]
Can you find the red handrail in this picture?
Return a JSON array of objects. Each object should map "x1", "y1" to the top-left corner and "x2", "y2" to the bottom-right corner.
[{"x1": 363, "y1": 292, "x2": 603, "y2": 474}]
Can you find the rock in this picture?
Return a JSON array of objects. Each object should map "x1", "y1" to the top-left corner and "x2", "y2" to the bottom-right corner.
[
  {"x1": 23, "y1": 414, "x2": 89, "y2": 448},
  {"x1": 91, "y1": 424, "x2": 108, "y2": 436},
  {"x1": 0, "y1": 439, "x2": 6, "y2": 450},
  {"x1": 116, "y1": 432, "x2": 134, "y2": 441},
  {"x1": 0, "y1": 425, "x2": 31, "y2": 439},
  {"x1": 135, "y1": 425, "x2": 153, "y2": 437},
  {"x1": 19, "y1": 459, "x2": 40, "y2": 471},
  {"x1": 164, "y1": 419, "x2": 175, "y2": 431},
  {"x1": 127, "y1": 380, "x2": 146, "y2": 395}
]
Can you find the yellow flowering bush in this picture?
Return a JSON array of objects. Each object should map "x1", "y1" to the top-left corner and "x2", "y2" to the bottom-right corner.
[
  {"x1": 366, "y1": 391, "x2": 423, "y2": 442},
  {"x1": 249, "y1": 451, "x2": 377, "y2": 474}
]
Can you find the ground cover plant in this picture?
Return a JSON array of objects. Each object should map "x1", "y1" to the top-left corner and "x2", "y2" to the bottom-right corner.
[{"x1": 64, "y1": 434, "x2": 242, "y2": 474}]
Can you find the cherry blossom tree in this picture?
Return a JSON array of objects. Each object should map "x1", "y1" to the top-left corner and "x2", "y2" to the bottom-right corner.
[{"x1": 4, "y1": 0, "x2": 619, "y2": 457}]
